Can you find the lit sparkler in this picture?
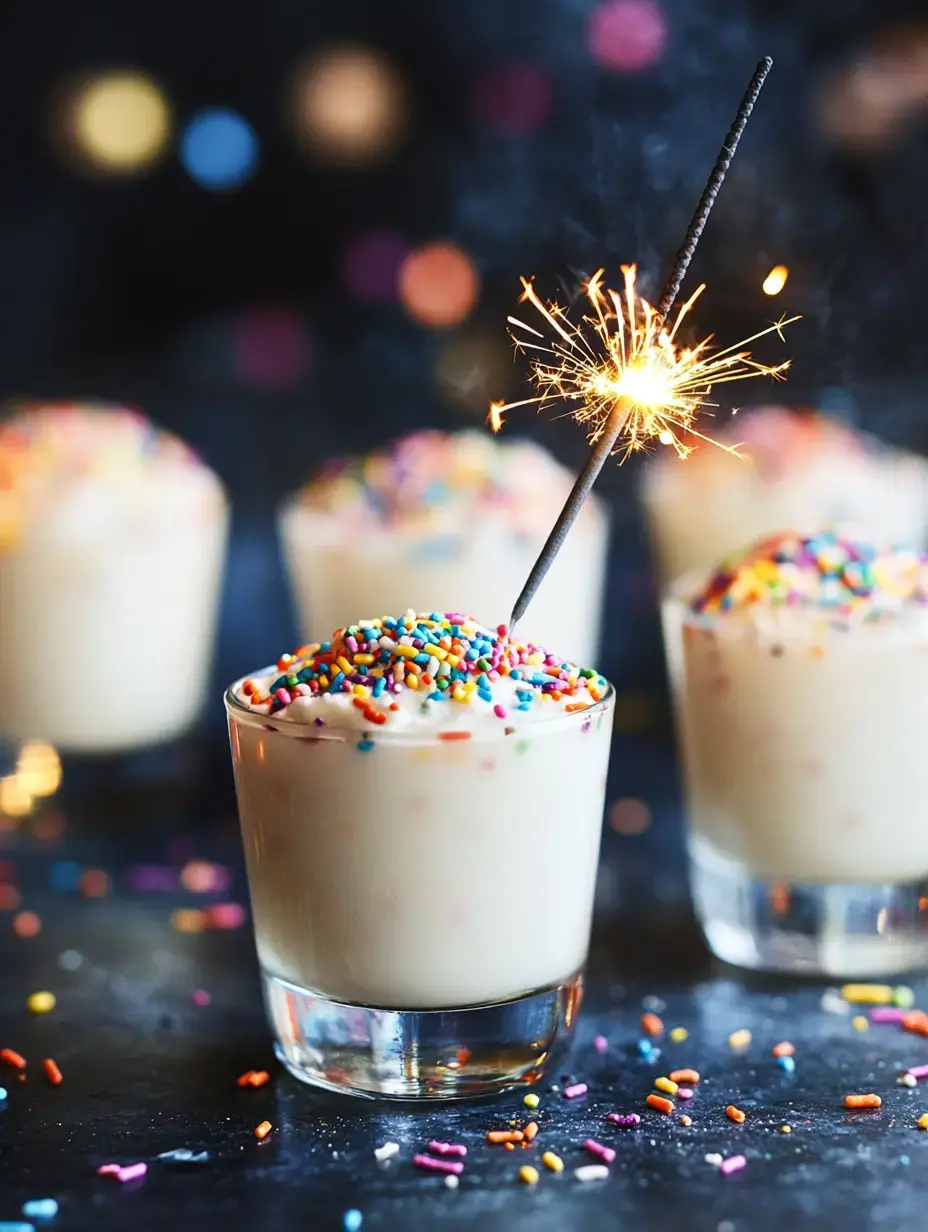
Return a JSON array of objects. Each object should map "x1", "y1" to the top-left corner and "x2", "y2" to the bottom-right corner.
[{"x1": 490, "y1": 263, "x2": 798, "y2": 461}]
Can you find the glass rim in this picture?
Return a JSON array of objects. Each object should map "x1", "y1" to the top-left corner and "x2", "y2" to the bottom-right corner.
[{"x1": 224, "y1": 671, "x2": 615, "y2": 745}]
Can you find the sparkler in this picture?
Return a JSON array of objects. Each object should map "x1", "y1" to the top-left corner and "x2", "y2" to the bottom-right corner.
[{"x1": 493, "y1": 57, "x2": 797, "y2": 636}]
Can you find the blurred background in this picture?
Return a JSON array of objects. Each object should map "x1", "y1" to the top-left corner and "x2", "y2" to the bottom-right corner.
[{"x1": 3, "y1": 0, "x2": 928, "y2": 744}]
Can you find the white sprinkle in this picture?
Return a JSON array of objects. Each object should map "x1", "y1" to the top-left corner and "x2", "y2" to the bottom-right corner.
[
  {"x1": 374, "y1": 1142, "x2": 400, "y2": 1162},
  {"x1": 704, "y1": 1153, "x2": 723, "y2": 1167},
  {"x1": 378, "y1": 637, "x2": 397, "y2": 651},
  {"x1": 444, "y1": 1174, "x2": 459, "y2": 1189},
  {"x1": 898, "y1": 1074, "x2": 918, "y2": 1088},
  {"x1": 574, "y1": 1165, "x2": 609, "y2": 1182},
  {"x1": 821, "y1": 989, "x2": 849, "y2": 1015}
]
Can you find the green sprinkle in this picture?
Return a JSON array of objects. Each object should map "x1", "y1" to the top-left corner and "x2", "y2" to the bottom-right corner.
[{"x1": 895, "y1": 986, "x2": 916, "y2": 1008}]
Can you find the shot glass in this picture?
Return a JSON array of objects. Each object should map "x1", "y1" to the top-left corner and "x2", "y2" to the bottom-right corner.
[
  {"x1": 226, "y1": 679, "x2": 615, "y2": 1099},
  {"x1": 663, "y1": 576, "x2": 928, "y2": 976}
]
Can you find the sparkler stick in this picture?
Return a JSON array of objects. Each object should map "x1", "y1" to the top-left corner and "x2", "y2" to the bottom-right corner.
[{"x1": 504, "y1": 57, "x2": 777, "y2": 636}]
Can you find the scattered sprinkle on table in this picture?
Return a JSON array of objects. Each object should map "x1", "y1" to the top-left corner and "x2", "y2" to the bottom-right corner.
[
  {"x1": 772, "y1": 1041, "x2": 795, "y2": 1058},
  {"x1": 641, "y1": 1013, "x2": 663, "y2": 1037},
  {"x1": 593, "y1": 1035, "x2": 608, "y2": 1053},
  {"x1": 523, "y1": 1093, "x2": 539, "y2": 1109},
  {"x1": 918, "y1": 1114, "x2": 928, "y2": 1130},
  {"x1": 575, "y1": 1165, "x2": 609, "y2": 1182},
  {"x1": 542, "y1": 1152, "x2": 564, "y2": 1172},
  {"x1": 519, "y1": 1165, "x2": 539, "y2": 1185},
  {"x1": 777, "y1": 1056, "x2": 796, "y2": 1074},
  {"x1": 841, "y1": 984, "x2": 893, "y2": 1005},
  {"x1": 563, "y1": 1082, "x2": 588, "y2": 1099},
  {"x1": 343, "y1": 1210, "x2": 363, "y2": 1232},
  {"x1": 898, "y1": 1074, "x2": 917, "y2": 1088},
  {"x1": 678, "y1": 1088, "x2": 694, "y2": 1101},
  {"x1": 374, "y1": 1142, "x2": 400, "y2": 1162},
  {"x1": 444, "y1": 1175, "x2": 459, "y2": 1190},
  {"x1": 26, "y1": 992, "x2": 55, "y2": 1015},
  {"x1": 670, "y1": 1027, "x2": 688, "y2": 1043},
  {"x1": 646, "y1": 1094, "x2": 674, "y2": 1115},
  {"x1": 98, "y1": 1162, "x2": 146, "y2": 1183},
  {"x1": 726, "y1": 1105, "x2": 745, "y2": 1124},
  {"x1": 42, "y1": 1058, "x2": 62, "y2": 1086},
  {"x1": 429, "y1": 1141, "x2": 467, "y2": 1157},
  {"x1": 670, "y1": 1068, "x2": 700, "y2": 1084},
  {"x1": 584, "y1": 1139, "x2": 615, "y2": 1163},
  {"x1": 845, "y1": 1093, "x2": 881, "y2": 1109},
  {"x1": 654, "y1": 1076, "x2": 678, "y2": 1095},
  {"x1": 488, "y1": 1130, "x2": 523, "y2": 1144},
  {"x1": 523, "y1": 1122, "x2": 539, "y2": 1143},
  {"x1": 0, "y1": 1223, "x2": 37, "y2": 1232},
  {"x1": 413, "y1": 1154, "x2": 463, "y2": 1175},
  {"x1": 851, "y1": 1016, "x2": 868, "y2": 1032},
  {"x1": 607, "y1": 1113, "x2": 640, "y2": 1127},
  {"x1": 907, "y1": 1065, "x2": 928, "y2": 1079},
  {"x1": 22, "y1": 1200, "x2": 57, "y2": 1220},
  {"x1": 0, "y1": 1088, "x2": 6, "y2": 1101},
  {"x1": 705, "y1": 1153, "x2": 723, "y2": 1167},
  {"x1": 1, "y1": 1049, "x2": 26, "y2": 1070},
  {"x1": 680, "y1": 1115, "x2": 693, "y2": 1127},
  {"x1": 158, "y1": 1149, "x2": 210, "y2": 1163},
  {"x1": 870, "y1": 1008, "x2": 907, "y2": 1024},
  {"x1": 728, "y1": 1029, "x2": 751, "y2": 1050},
  {"x1": 237, "y1": 1070, "x2": 271, "y2": 1088},
  {"x1": 780, "y1": 1125, "x2": 792, "y2": 1134},
  {"x1": 720, "y1": 1155, "x2": 746, "y2": 1176},
  {"x1": 895, "y1": 986, "x2": 916, "y2": 1008},
  {"x1": 254, "y1": 1120, "x2": 273, "y2": 1139}
]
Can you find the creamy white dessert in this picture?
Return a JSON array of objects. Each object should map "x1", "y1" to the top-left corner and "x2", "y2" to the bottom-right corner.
[
  {"x1": 227, "y1": 612, "x2": 614, "y2": 1009},
  {"x1": 0, "y1": 403, "x2": 228, "y2": 751},
  {"x1": 279, "y1": 430, "x2": 608, "y2": 664},
  {"x1": 664, "y1": 531, "x2": 928, "y2": 884},
  {"x1": 642, "y1": 408, "x2": 928, "y2": 585}
]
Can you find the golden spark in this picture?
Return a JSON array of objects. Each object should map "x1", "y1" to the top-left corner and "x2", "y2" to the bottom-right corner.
[{"x1": 489, "y1": 265, "x2": 798, "y2": 461}]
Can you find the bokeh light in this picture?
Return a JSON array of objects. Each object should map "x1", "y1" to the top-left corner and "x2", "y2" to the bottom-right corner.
[
  {"x1": 233, "y1": 309, "x2": 313, "y2": 390},
  {"x1": 65, "y1": 72, "x2": 171, "y2": 175},
  {"x1": 16, "y1": 741, "x2": 62, "y2": 799},
  {"x1": 762, "y1": 265, "x2": 789, "y2": 296},
  {"x1": 472, "y1": 63, "x2": 551, "y2": 137},
  {"x1": 435, "y1": 329, "x2": 514, "y2": 413},
  {"x1": 609, "y1": 798, "x2": 653, "y2": 835},
  {"x1": 180, "y1": 108, "x2": 259, "y2": 191},
  {"x1": 341, "y1": 229, "x2": 408, "y2": 302},
  {"x1": 587, "y1": 0, "x2": 669, "y2": 73},
  {"x1": 398, "y1": 242, "x2": 480, "y2": 330},
  {"x1": 291, "y1": 46, "x2": 408, "y2": 165}
]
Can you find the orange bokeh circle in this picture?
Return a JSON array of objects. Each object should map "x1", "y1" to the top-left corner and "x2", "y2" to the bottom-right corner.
[{"x1": 398, "y1": 242, "x2": 480, "y2": 329}]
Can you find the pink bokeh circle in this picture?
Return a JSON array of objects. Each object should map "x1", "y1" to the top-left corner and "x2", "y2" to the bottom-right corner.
[
  {"x1": 587, "y1": 0, "x2": 669, "y2": 73},
  {"x1": 472, "y1": 62, "x2": 552, "y2": 136},
  {"x1": 233, "y1": 309, "x2": 312, "y2": 390}
]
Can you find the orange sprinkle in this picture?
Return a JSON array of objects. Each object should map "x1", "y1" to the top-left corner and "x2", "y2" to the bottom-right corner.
[
  {"x1": 565, "y1": 702, "x2": 588, "y2": 712},
  {"x1": 43, "y1": 1057, "x2": 62, "y2": 1086},
  {"x1": 902, "y1": 1011, "x2": 928, "y2": 1036},
  {"x1": 487, "y1": 1130, "x2": 524, "y2": 1144},
  {"x1": 844, "y1": 1093, "x2": 881, "y2": 1109},
  {"x1": 504, "y1": 1141, "x2": 515, "y2": 1151},
  {"x1": 646, "y1": 1094, "x2": 674, "y2": 1115},
  {"x1": 772, "y1": 1041, "x2": 795, "y2": 1058},
  {"x1": 669, "y1": 1068, "x2": 700, "y2": 1084},
  {"x1": 254, "y1": 1120, "x2": 273, "y2": 1139},
  {"x1": 0, "y1": 1048, "x2": 26, "y2": 1070},
  {"x1": 437, "y1": 731, "x2": 472, "y2": 742},
  {"x1": 523, "y1": 1121, "x2": 539, "y2": 1142},
  {"x1": 247, "y1": 1070, "x2": 271, "y2": 1088},
  {"x1": 726, "y1": 1105, "x2": 746, "y2": 1124},
  {"x1": 641, "y1": 1012, "x2": 664, "y2": 1037}
]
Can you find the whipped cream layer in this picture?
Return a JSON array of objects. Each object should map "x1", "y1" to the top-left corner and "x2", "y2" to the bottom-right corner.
[
  {"x1": 293, "y1": 429, "x2": 601, "y2": 538},
  {"x1": 233, "y1": 611, "x2": 608, "y2": 738}
]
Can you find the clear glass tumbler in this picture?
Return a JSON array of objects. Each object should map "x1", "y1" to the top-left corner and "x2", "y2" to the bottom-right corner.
[
  {"x1": 226, "y1": 678, "x2": 615, "y2": 1099},
  {"x1": 663, "y1": 581, "x2": 928, "y2": 977}
]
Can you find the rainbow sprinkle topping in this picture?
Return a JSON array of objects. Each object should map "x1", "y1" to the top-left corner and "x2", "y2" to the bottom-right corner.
[
  {"x1": 694, "y1": 531, "x2": 928, "y2": 617},
  {"x1": 238, "y1": 612, "x2": 606, "y2": 721}
]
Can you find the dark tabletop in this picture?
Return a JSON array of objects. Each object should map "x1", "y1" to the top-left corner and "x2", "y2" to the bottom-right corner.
[{"x1": 0, "y1": 734, "x2": 923, "y2": 1232}]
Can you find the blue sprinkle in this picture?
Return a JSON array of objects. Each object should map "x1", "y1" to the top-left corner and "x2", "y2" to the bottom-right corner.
[
  {"x1": 372, "y1": 678, "x2": 386, "y2": 698},
  {"x1": 158, "y1": 1148, "x2": 210, "y2": 1163},
  {"x1": 0, "y1": 1087, "x2": 7, "y2": 1101},
  {"x1": 356, "y1": 740, "x2": 375, "y2": 753},
  {"x1": 331, "y1": 672, "x2": 346, "y2": 691},
  {"x1": 23, "y1": 1199, "x2": 58, "y2": 1219},
  {"x1": 343, "y1": 1211, "x2": 363, "y2": 1232},
  {"x1": 477, "y1": 674, "x2": 490, "y2": 689},
  {"x1": 413, "y1": 654, "x2": 430, "y2": 666},
  {"x1": 510, "y1": 670, "x2": 522, "y2": 680},
  {"x1": 0, "y1": 1223, "x2": 37, "y2": 1231},
  {"x1": 901, "y1": 1155, "x2": 910, "y2": 1166},
  {"x1": 776, "y1": 1055, "x2": 795, "y2": 1073}
]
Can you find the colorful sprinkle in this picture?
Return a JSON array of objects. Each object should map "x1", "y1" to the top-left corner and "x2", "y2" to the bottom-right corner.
[
  {"x1": 542, "y1": 1151, "x2": 564, "y2": 1172},
  {"x1": 776, "y1": 1056, "x2": 796, "y2": 1074},
  {"x1": 851, "y1": 1015, "x2": 869, "y2": 1032},
  {"x1": 845, "y1": 1093, "x2": 882, "y2": 1108},
  {"x1": 254, "y1": 1120, "x2": 273, "y2": 1139},
  {"x1": 343, "y1": 1211, "x2": 363, "y2": 1232},
  {"x1": 726, "y1": 1105, "x2": 746, "y2": 1124},
  {"x1": 583, "y1": 1139, "x2": 615, "y2": 1164},
  {"x1": 772, "y1": 1041, "x2": 795, "y2": 1057},
  {"x1": 654, "y1": 1076, "x2": 678, "y2": 1095},
  {"x1": 593, "y1": 1035, "x2": 608, "y2": 1053},
  {"x1": 669, "y1": 1068, "x2": 700, "y2": 1084},
  {"x1": 43, "y1": 1058, "x2": 62, "y2": 1086},
  {"x1": 574, "y1": 1165, "x2": 609, "y2": 1182},
  {"x1": 640, "y1": 1012, "x2": 664, "y2": 1037},
  {"x1": 1, "y1": 1049, "x2": 26, "y2": 1070},
  {"x1": 870, "y1": 1008, "x2": 907, "y2": 1024},
  {"x1": 413, "y1": 1154, "x2": 463, "y2": 1175},
  {"x1": 899, "y1": 1074, "x2": 918, "y2": 1088},
  {"x1": 669, "y1": 1027, "x2": 688, "y2": 1043},
  {"x1": 607, "y1": 1113, "x2": 640, "y2": 1127},
  {"x1": 680, "y1": 1115, "x2": 693, "y2": 1127},
  {"x1": 374, "y1": 1142, "x2": 400, "y2": 1162},
  {"x1": 523, "y1": 1093, "x2": 540, "y2": 1109},
  {"x1": 728, "y1": 1029, "x2": 751, "y2": 1050},
  {"x1": 841, "y1": 984, "x2": 894, "y2": 1004},
  {"x1": 428, "y1": 1141, "x2": 467, "y2": 1158},
  {"x1": 918, "y1": 1114, "x2": 928, "y2": 1130},
  {"x1": 519, "y1": 1165, "x2": 540, "y2": 1185},
  {"x1": 563, "y1": 1082, "x2": 588, "y2": 1100},
  {"x1": 26, "y1": 992, "x2": 55, "y2": 1015},
  {"x1": 906, "y1": 1065, "x2": 928, "y2": 1080},
  {"x1": 780, "y1": 1125, "x2": 792, "y2": 1134},
  {"x1": 646, "y1": 1094, "x2": 674, "y2": 1115},
  {"x1": 22, "y1": 1200, "x2": 58, "y2": 1220},
  {"x1": 720, "y1": 1155, "x2": 746, "y2": 1176}
]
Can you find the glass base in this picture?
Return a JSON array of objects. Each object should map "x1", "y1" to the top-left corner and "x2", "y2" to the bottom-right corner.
[
  {"x1": 690, "y1": 840, "x2": 928, "y2": 977},
  {"x1": 262, "y1": 968, "x2": 584, "y2": 1100}
]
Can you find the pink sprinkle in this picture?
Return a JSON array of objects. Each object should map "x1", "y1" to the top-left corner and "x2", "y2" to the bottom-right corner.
[
  {"x1": 720, "y1": 1155, "x2": 746, "y2": 1176},
  {"x1": 584, "y1": 1138, "x2": 616, "y2": 1163},
  {"x1": 493, "y1": 704, "x2": 507, "y2": 719},
  {"x1": 205, "y1": 902, "x2": 247, "y2": 930},
  {"x1": 274, "y1": 688, "x2": 292, "y2": 706},
  {"x1": 97, "y1": 1164, "x2": 121, "y2": 1175},
  {"x1": 428, "y1": 1141, "x2": 467, "y2": 1158},
  {"x1": 413, "y1": 1154, "x2": 464, "y2": 1175},
  {"x1": 191, "y1": 989, "x2": 211, "y2": 1007},
  {"x1": 593, "y1": 1035, "x2": 608, "y2": 1053},
  {"x1": 677, "y1": 1088, "x2": 694, "y2": 1101},
  {"x1": 907, "y1": 1064, "x2": 928, "y2": 1079},
  {"x1": 346, "y1": 636, "x2": 359, "y2": 653},
  {"x1": 870, "y1": 1008, "x2": 907, "y2": 1023},
  {"x1": 100, "y1": 1162, "x2": 147, "y2": 1182},
  {"x1": 564, "y1": 1082, "x2": 588, "y2": 1099},
  {"x1": 607, "y1": 1113, "x2": 640, "y2": 1127}
]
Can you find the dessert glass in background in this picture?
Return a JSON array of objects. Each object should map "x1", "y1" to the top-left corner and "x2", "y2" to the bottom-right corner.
[
  {"x1": 279, "y1": 430, "x2": 609, "y2": 665},
  {"x1": 0, "y1": 403, "x2": 229, "y2": 752},
  {"x1": 664, "y1": 530, "x2": 928, "y2": 976},
  {"x1": 227, "y1": 612, "x2": 615, "y2": 1099},
  {"x1": 642, "y1": 407, "x2": 928, "y2": 585}
]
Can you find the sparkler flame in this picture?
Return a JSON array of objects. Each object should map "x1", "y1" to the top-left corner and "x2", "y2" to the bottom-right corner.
[{"x1": 489, "y1": 265, "x2": 798, "y2": 461}]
